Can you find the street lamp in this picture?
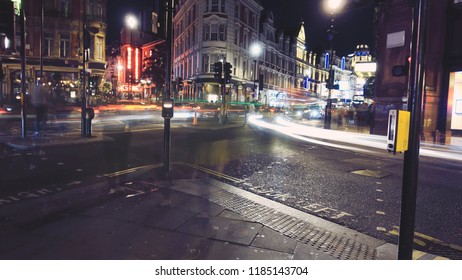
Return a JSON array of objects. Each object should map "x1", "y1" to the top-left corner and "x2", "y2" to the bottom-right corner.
[
  {"x1": 250, "y1": 42, "x2": 263, "y2": 103},
  {"x1": 323, "y1": 0, "x2": 344, "y2": 129},
  {"x1": 125, "y1": 14, "x2": 138, "y2": 99}
]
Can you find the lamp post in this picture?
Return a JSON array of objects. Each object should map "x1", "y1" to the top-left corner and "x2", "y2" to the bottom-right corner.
[
  {"x1": 250, "y1": 42, "x2": 263, "y2": 103},
  {"x1": 323, "y1": 0, "x2": 344, "y2": 129},
  {"x1": 125, "y1": 14, "x2": 137, "y2": 99}
]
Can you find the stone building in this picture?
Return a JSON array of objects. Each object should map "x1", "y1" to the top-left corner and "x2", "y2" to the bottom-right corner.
[{"x1": 0, "y1": 0, "x2": 107, "y2": 106}]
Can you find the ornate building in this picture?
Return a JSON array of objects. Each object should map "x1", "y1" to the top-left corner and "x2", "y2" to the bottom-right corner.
[
  {"x1": 0, "y1": 0, "x2": 107, "y2": 105},
  {"x1": 171, "y1": 0, "x2": 332, "y2": 106}
]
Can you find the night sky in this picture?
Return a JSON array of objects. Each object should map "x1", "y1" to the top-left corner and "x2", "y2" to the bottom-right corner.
[{"x1": 107, "y1": 0, "x2": 375, "y2": 56}]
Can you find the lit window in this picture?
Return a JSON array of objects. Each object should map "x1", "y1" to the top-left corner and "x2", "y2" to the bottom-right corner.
[{"x1": 95, "y1": 36, "x2": 103, "y2": 60}]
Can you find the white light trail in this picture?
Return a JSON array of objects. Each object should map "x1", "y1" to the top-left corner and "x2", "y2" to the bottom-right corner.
[{"x1": 248, "y1": 115, "x2": 462, "y2": 162}]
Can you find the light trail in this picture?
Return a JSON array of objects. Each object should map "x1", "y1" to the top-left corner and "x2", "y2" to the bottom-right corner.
[{"x1": 248, "y1": 115, "x2": 462, "y2": 162}]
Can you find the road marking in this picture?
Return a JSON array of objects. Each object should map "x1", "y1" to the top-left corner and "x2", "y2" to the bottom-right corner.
[
  {"x1": 182, "y1": 163, "x2": 242, "y2": 183},
  {"x1": 386, "y1": 225, "x2": 462, "y2": 258},
  {"x1": 0, "y1": 188, "x2": 56, "y2": 206},
  {"x1": 412, "y1": 250, "x2": 426, "y2": 260},
  {"x1": 376, "y1": 227, "x2": 387, "y2": 232},
  {"x1": 103, "y1": 164, "x2": 158, "y2": 178},
  {"x1": 376, "y1": 211, "x2": 386, "y2": 215}
]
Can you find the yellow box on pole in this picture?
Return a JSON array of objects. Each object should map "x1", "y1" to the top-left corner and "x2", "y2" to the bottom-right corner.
[{"x1": 387, "y1": 110, "x2": 410, "y2": 154}]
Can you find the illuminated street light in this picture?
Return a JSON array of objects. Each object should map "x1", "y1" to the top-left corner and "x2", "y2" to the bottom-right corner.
[
  {"x1": 324, "y1": 0, "x2": 345, "y2": 14},
  {"x1": 250, "y1": 42, "x2": 263, "y2": 103},
  {"x1": 125, "y1": 14, "x2": 138, "y2": 30},
  {"x1": 323, "y1": 0, "x2": 344, "y2": 130},
  {"x1": 125, "y1": 14, "x2": 138, "y2": 99}
]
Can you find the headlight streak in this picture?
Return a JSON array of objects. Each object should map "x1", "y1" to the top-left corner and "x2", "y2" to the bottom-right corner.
[
  {"x1": 248, "y1": 115, "x2": 372, "y2": 154},
  {"x1": 248, "y1": 115, "x2": 462, "y2": 162}
]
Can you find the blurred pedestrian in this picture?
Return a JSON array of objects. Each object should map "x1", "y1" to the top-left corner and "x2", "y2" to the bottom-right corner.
[{"x1": 31, "y1": 77, "x2": 49, "y2": 136}]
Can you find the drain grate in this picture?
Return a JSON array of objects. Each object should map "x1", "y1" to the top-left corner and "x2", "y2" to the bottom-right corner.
[{"x1": 207, "y1": 189, "x2": 376, "y2": 260}]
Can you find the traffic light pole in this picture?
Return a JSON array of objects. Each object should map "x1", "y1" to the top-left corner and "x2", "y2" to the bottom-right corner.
[
  {"x1": 398, "y1": 0, "x2": 428, "y2": 260},
  {"x1": 20, "y1": 5, "x2": 27, "y2": 139},
  {"x1": 221, "y1": 59, "x2": 227, "y2": 125},
  {"x1": 163, "y1": 0, "x2": 174, "y2": 178},
  {"x1": 324, "y1": 18, "x2": 335, "y2": 130},
  {"x1": 81, "y1": 25, "x2": 87, "y2": 137}
]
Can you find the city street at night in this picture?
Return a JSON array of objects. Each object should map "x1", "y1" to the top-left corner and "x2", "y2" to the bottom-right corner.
[
  {"x1": 1, "y1": 0, "x2": 462, "y2": 277},
  {"x1": 1, "y1": 110, "x2": 461, "y2": 260}
]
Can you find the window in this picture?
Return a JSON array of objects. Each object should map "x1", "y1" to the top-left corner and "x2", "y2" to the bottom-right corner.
[
  {"x1": 203, "y1": 24, "x2": 210, "y2": 41},
  {"x1": 207, "y1": 0, "x2": 224, "y2": 13},
  {"x1": 204, "y1": 24, "x2": 225, "y2": 41},
  {"x1": 87, "y1": 0, "x2": 103, "y2": 21},
  {"x1": 60, "y1": 0, "x2": 70, "y2": 17},
  {"x1": 192, "y1": 27, "x2": 196, "y2": 45},
  {"x1": 210, "y1": 25, "x2": 218, "y2": 40},
  {"x1": 202, "y1": 55, "x2": 209, "y2": 73},
  {"x1": 44, "y1": 33, "x2": 54, "y2": 57},
  {"x1": 59, "y1": 34, "x2": 70, "y2": 58},
  {"x1": 211, "y1": 0, "x2": 219, "y2": 12},
  {"x1": 95, "y1": 36, "x2": 103, "y2": 60},
  {"x1": 219, "y1": 25, "x2": 226, "y2": 41}
]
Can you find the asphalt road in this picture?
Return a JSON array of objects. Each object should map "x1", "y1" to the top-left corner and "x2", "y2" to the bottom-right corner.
[{"x1": 1, "y1": 116, "x2": 461, "y2": 259}]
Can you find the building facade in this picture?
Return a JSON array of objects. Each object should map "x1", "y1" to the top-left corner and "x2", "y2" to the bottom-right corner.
[
  {"x1": 373, "y1": 0, "x2": 462, "y2": 145},
  {"x1": 0, "y1": 0, "x2": 107, "y2": 106},
  {"x1": 171, "y1": 0, "x2": 337, "y2": 106}
]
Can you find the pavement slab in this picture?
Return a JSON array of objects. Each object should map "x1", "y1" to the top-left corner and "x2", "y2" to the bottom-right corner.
[{"x1": 178, "y1": 216, "x2": 263, "y2": 246}]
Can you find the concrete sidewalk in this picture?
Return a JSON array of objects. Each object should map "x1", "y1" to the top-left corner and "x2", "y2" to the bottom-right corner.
[
  {"x1": 0, "y1": 123, "x2": 450, "y2": 260},
  {"x1": 0, "y1": 164, "x2": 447, "y2": 260}
]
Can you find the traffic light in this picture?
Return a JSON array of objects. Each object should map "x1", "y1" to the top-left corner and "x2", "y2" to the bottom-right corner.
[
  {"x1": 213, "y1": 62, "x2": 222, "y2": 80},
  {"x1": 392, "y1": 55, "x2": 411, "y2": 77},
  {"x1": 363, "y1": 76, "x2": 375, "y2": 98},
  {"x1": 89, "y1": 76, "x2": 97, "y2": 89},
  {"x1": 224, "y1": 62, "x2": 232, "y2": 83},
  {"x1": 177, "y1": 77, "x2": 183, "y2": 91},
  {"x1": 326, "y1": 77, "x2": 332, "y2": 89}
]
